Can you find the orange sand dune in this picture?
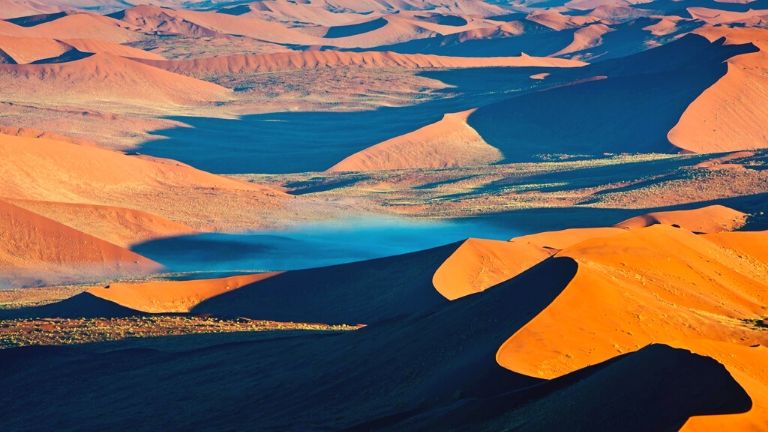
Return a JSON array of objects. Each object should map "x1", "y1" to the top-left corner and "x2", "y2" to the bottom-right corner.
[
  {"x1": 432, "y1": 238, "x2": 553, "y2": 300},
  {"x1": 319, "y1": 15, "x2": 439, "y2": 48},
  {"x1": 433, "y1": 227, "x2": 626, "y2": 300},
  {"x1": 0, "y1": 199, "x2": 161, "y2": 287},
  {"x1": 139, "y1": 50, "x2": 585, "y2": 77},
  {"x1": 0, "y1": 125, "x2": 97, "y2": 146},
  {"x1": 0, "y1": 0, "x2": 60, "y2": 19},
  {"x1": 615, "y1": 205, "x2": 747, "y2": 233},
  {"x1": 643, "y1": 16, "x2": 684, "y2": 36},
  {"x1": 62, "y1": 38, "x2": 165, "y2": 60},
  {"x1": 687, "y1": 7, "x2": 768, "y2": 26},
  {"x1": 328, "y1": 110, "x2": 502, "y2": 172},
  {"x1": 553, "y1": 23, "x2": 612, "y2": 57},
  {"x1": 87, "y1": 273, "x2": 279, "y2": 313},
  {"x1": 0, "y1": 132, "x2": 277, "y2": 202},
  {"x1": 526, "y1": 10, "x2": 599, "y2": 31},
  {"x1": 7, "y1": 199, "x2": 196, "y2": 247},
  {"x1": 28, "y1": 12, "x2": 143, "y2": 43},
  {"x1": 669, "y1": 27, "x2": 768, "y2": 153},
  {"x1": 0, "y1": 53, "x2": 231, "y2": 107},
  {"x1": 497, "y1": 225, "x2": 768, "y2": 430},
  {"x1": 0, "y1": 35, "x2": 69, "y2": 63},
  {"x1": 0, "y1": 35, "x2": 163, "y2": 64},
  {"x1": 0, "y1": 132, "x2": 286, "y2": 231},
  {"x1": 230, "y1": 0, "x2": 370, "y2": 27},
  {"x1": 113, "y1": 5, "x2": 320, "y2": 45}
]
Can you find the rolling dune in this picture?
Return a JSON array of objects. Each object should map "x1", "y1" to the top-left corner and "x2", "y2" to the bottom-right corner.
[
  {"x1": 0, "y1": 52, "x2": 231, "y2": 107},
  {"x1": 0, "y1": 199, "x2": 161, "y2": 287},
  {"x1": 328, "y1": 110, "x2": 503, "y2": 172}
]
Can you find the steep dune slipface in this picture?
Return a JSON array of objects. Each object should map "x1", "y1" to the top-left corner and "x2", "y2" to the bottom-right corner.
[
  {"x1": 87, "y1": 273, "x2": 280, "y2": 313},
  {"x1": 328, "y1": 110, "x2": 503, "y2": 172},
  {"x1": 615, "y1": 204, "x2": 747, "y2": 233},
  {"x1": 138, "y1": 50, "x2": 585, "y2": 76},
  {"x1": 0, "y1": 200, "x2": 161, "y2": 287},
  {"x1": 497, "y1": 225, "x2": 768, "y2": 430},
  {"x1": 0, "y1": 53, "x2": 231, "y2": 107},
  {"x1": 669, "y1": 28, "x2": 768, "y2": 153},
  {"x1": 61, "y1": 38, "x2": 165, "y2": 60}
]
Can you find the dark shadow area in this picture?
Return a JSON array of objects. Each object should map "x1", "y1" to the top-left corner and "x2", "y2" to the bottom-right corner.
[
  {"x1": 0, "y1": 257, "x2": 577, "y2": 431},
  {"x1": 362, "y1": 20, "x2": 574, "y2": 57},
  {"x1": 325, "y1": 17, "x2": 388, "y2": 38},
  {"x1": 415, "y1": 14, "x2": 468, "y2": 26},
  {"x1": 468, "y1": 35, "x2": 758, "y2": 160},
  {"x1": 5, "y1": 11, "x2": 68, "y2": 27},
  {"x1": 371, "y1": 344, "x2": 752, "y2": 431},
  {"x1": 31, "y1": 49, "x2": 93, "y2": 64},
  {"x1": 138, "y1": 67, "x2": 558, "y2": 174}
]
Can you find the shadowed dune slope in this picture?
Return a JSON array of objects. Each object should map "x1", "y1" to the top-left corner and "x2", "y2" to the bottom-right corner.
[
  {"x1": 467, "y1": 35, "x2": 758, "y2": 159},
  {"x1": 328, "y1": 110, "x2": 503, "y2": 172},
  {"x1": 192, "y1": 242, "x2": 461, "y2": 324},
  {"x1": 137, "y1": 50, "x2": 584, "y2": 77},
  {"x1": 0, "y1": 53, "x2": 231, "y2": 107},
  {"x1": 0, "y1": 257, "x2": 752, "y2": 431},
  {"x1": 0, "y1": 200, "x2": 161, "y2": 288},
  {"x1": 615, "y1": 204, "x2": 747, "y2": 233}
]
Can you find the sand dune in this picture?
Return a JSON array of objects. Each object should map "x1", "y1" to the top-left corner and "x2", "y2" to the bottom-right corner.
[
  {"x1": 497, "y1": 224, "x2": 768, "y2": 429},
  {"x1": 0, "y1": 52, "x2": 231, "y2": 107},
  {"x1": 432, "y1": 238, "x2": 553, "y2": 300},
  {"x1": 615, "y1": 204, "x2": 747, "y2": 233},
  {"x1": 0, "y1": 35, "x2": 69, "y2": 63},
  {"x1": 7, "y1": 199, "x2": 195, "y2": 247},
  {"x1": 87, "y1": 273, "x2": 280, "y2": 313},
  {"x1": 27, "y1": 12, "x2": 142, "y2": 43},
  {"x1": 0, "y1": 35, "x2": 163, "y2": 64},
  {"x1": 139, "y1": 50, "x2": 585, "y2": 78},
  {"x1": 0, "y1": 132, "x2": 286, "y2": 232},
  {"x1": 553, "y1": 23, "x2": 612, "y2": 57},
  {"x1": 526, "y1": 10, "x2": 599, "y2": 31},
  {"x1": 669, "y1": 27, "x2": 768, "y2": 153},
  {"x1": 0, "y1": 199, "x2": 161, "y2": 287},
  {"x1": 328, "y1": 110, "x2": 503, "y2": 172},
  {"x1": 111, "y1": 5, "x2": 321, "y2": 45},
  {"x1": 687, "y1": 7, "x2": 768, "y2": 26}
]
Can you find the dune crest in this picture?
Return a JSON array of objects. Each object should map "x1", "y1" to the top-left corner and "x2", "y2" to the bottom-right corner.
[
  {"x1": 432, "y1": 238, "x2": 553, "y2": 300},
  {"x1": 615, "y1": 205, "x2": 747, "y2": 233},
  {"x1": 328, "y1": 110, "x2": 503, "y2": 172},
  {"x1": 87, "y1": 273, "x2": 280, "y2": 313}
]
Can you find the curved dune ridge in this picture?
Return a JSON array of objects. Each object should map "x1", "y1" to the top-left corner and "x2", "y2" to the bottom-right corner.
[
  {"x1": 0, "y1": 199, "x2": 161, "y2": 287},
  {"x1": 2, "y1": 205, "x2": 764, "y2": 429},
  {"x1": 553, "y1": 23, "x2": 612, "y2": 57},
  {"x1": 328, "y1": 109, "x2": 503, "y2": 172},
  {"x1": 669, "y1": 27, "x2": 768, "y2": 153},
  {"x1": 615, "y1": 204, "x2": 748, "y2": 233},
  {"x1": 87, "y1": 273, "x2": 280, "y2": 313},
  {"x1": 0, "y1": 53, "x2": 231, "y2": 106},
  {"x1": 497, "y1": 223, "x2": 768, "y2": 430},
  {"x1": 0, "y1": 35, "x2": 163, "y2": 64},
  {"x1": 138, "y1": 50, "x2": 585, "y2": 77}
]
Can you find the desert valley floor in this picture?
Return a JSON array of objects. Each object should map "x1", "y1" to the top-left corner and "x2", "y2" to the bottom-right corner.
[{"x1": 0, "y1": 0, "x2": 767, "y2": 431}]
